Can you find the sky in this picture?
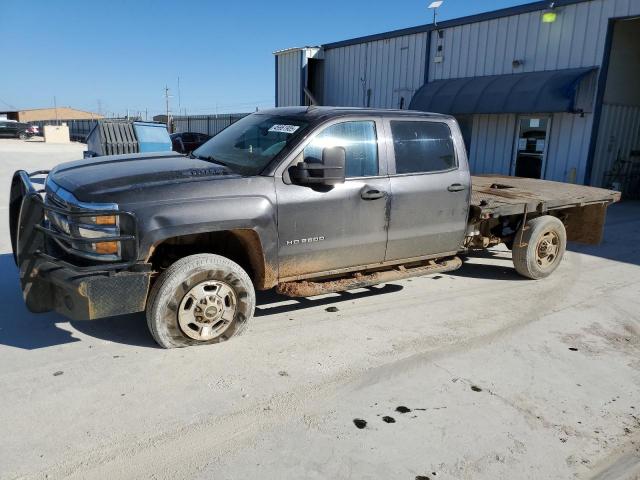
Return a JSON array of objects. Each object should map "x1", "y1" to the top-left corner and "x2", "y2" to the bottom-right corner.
[{"x1": 0, "y1": 0, "x2": 533, "y2": 117}]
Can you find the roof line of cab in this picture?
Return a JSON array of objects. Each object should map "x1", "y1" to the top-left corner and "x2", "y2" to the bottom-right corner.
[{"x1": 258, "y1": 106, "x2": 453, "y2": 120}]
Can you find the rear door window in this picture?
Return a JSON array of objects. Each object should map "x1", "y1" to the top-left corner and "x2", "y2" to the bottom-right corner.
[{"x1": 390, "y1": 121, "x2": 456, "y2": 174}]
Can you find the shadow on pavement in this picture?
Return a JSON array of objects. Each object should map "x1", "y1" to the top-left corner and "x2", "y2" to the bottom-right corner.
[
  {"x1": 254, "y1": 284, "x2": 404, "y2": 317},
  {"x1": 450, "y1": 260, "x2": 524, "y2": 281},
  {"x1": 0, "y1": 254, "x2": 155, "y2": 350},
  {"x1": 5, "y1": 202, "x2": 633, "y2": 349},
  {"x1": 0, "y1": 253, "x2": 404, "y2": 349},
  {"x1": 567, "y1": 201, "x2": 640, "y2": 267}
]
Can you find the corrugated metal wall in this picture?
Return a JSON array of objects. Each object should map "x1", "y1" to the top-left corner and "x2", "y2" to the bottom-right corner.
[
  {"x1": 427, "y1": 0, "x2": 635, "y2": 81},
  {"x1": 323, "y1": 32, "x2": 429, "y2": 108},
  {"x1": 591, "y1": 103, "x2": 640, "y2": 187},
  {"x1": 469, "y1": 114, "x2": 517, "y2": 175},
  {"x1": 277, "y1": 0, "x2": 640, "y2": 184},
  {"x1": 277, "y1": 50, "x2": 302, "y2": 107},
  {"x1": 319, "y1": 0, "x2": 640, "y2": 106},
  {"x1": 426, "y1": 0, "x2": 640, "y2": 183},
  {"x1": 173, "y1": 114, "x2": 248, "y2": 136},
  {"x1": 467, "y1": 112, "x2": 595, "y2": 183},
  {"x1": 546, "y1": 112, "x2": 594, "y2": 183}
]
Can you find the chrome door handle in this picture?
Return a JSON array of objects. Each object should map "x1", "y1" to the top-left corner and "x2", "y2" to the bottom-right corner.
[
  {"x1": 360, "y1": 186, "x2": 387, "y2": 200},
  {"x1": 447, "y1": 183, "x2": 466, "y2": 192}
]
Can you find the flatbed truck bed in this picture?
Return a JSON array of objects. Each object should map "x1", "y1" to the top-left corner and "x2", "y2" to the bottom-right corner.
[{"x1": 469, "y1": 175, "x2": 621, "y2": 246}]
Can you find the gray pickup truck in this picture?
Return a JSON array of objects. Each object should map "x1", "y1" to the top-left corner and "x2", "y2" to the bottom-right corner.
[{"x1": 10, "y1": 107, "x2": 620, "y2": 348}]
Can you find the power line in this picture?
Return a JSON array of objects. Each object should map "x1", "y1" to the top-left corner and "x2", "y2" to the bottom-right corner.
[{"x1": 0, "y1": 97, "x2": 17, "y2": 110}]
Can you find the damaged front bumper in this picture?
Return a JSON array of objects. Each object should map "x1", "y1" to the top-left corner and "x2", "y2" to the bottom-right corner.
[{"x1": 10, "y1": 170, "x2": 151, "y2": 320}]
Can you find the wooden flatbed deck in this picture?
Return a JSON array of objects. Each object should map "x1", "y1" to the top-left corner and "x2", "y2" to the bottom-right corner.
[{"x1": 471, "y1": 175, "x2": 621, "y2": 218}]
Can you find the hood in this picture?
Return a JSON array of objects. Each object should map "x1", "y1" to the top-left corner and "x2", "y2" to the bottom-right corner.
[{"x1": 49, "y1": 151, "x2": 240, "y2": 200}]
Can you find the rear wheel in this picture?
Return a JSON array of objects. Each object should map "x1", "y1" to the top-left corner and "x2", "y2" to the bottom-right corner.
[
  {"x1": 18, "y1": 132, "x2": 28, "y2": 140},
  {"x1": 146, "y1": 254, "x2": 255, "y2": 348},
  {"x1": 512, "y1": 215, "x2": 566, "y2": 279}
]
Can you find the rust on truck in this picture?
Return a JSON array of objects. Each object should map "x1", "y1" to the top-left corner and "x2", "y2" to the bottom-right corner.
[
  {"x1": 276, "y1": 257, "x2": 462, "y2": 297},
  {"x1": 470, "y1": 175, "x2": 620, "y2": 245}
]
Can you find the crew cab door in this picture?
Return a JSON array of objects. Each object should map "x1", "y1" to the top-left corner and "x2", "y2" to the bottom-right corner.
[
  {"x1": 275, "y1": 118, "x2": 390, "y2": 279},
  {"x1": 384, "y1": 117, "x2": 470, "y2": 261}
]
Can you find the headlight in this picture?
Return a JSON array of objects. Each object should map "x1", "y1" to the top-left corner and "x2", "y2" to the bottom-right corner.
[
  {"x1": 73, "y1": 215, "x2": 121, "y2": 258},
  {"x1": 45, "y1": 180, "x2": 122, "y2": 261}
]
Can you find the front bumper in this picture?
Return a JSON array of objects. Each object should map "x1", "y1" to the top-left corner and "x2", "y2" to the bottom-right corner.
[
  {"x1": 24, "y1": 259, "x2": 151, "y2": 320},
  {"x1": 10, "y1": 170, "x2": 151, "y2": 320}
]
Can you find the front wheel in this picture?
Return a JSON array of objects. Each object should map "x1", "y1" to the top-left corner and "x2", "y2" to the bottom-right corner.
[
  {"x1": 512, "y1": 215, "x2": 567, "y2": 279},
  {"x1": 146, "y1": 254, "x2": 255, "y2": 348},
  {"x1": 19, "y1": 133, "x2": 28, "y2": 140}
]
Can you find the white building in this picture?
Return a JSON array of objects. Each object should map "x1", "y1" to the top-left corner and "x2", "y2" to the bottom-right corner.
[{"x1": 275, "y1": 0, "x2": 640, "y2": 194}]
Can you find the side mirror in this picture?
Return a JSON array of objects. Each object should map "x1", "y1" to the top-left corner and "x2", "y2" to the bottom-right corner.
[{"x1": 289, "y1": 147, "x2": 346, "y2": 186}]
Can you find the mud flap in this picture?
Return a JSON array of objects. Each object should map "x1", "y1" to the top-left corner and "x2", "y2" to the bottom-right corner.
[{"x1": 563, "y1": 203, "x2": 609, "y2": 245}]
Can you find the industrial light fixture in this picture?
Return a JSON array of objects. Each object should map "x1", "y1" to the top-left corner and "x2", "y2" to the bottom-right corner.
[
  {"x1": 542, "y1": 2, "x2": 558, "y2": 23},
  {"x1": 428, "y1": 1, "x2": 444, "y2": 26}
]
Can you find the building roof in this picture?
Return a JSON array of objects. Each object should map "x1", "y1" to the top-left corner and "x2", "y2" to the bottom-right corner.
[
  {"x1": 0, "y1": 106, "x2": 100, "y2": 115},
  {"x1": 322, "y1": 0, "x2": 590, "y2": 50},
  {"x1": 272, "y1": 46, "x2": 320, "y2": 55}
]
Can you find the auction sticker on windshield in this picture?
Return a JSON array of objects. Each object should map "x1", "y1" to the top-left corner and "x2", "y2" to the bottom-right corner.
[{"x1": 269, "y1": 124, "x2": 300, "y2": 134}]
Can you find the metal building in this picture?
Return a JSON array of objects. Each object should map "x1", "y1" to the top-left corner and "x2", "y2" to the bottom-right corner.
[{"x1": 274, "y1": 0, "x2": 640, "y2": 194}]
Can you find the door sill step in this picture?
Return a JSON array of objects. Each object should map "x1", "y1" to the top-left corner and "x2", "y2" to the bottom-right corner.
[{"x1": 276, "y1": 256, "x2": 462, "y2": 297}]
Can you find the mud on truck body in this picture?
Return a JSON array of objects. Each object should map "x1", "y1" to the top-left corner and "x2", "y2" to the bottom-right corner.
[{"x1": 10, "y1": 107, "x2": 620, "y2": 348}]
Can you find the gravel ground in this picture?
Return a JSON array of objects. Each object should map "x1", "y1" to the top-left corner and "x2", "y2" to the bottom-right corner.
[{"x1": 0, "y1": 138, "x2": 638, "y2": 479}]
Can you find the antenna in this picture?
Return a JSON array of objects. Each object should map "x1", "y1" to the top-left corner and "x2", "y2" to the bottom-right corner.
[{"x1": 428, "y1": 0, "x2": 444, "y2": 26}]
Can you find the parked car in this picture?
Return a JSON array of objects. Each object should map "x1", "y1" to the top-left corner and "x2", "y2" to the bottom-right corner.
[
  {"x1": 26, "y1": 125, "x2": 40, "y2": 136},
  {"x1": 0, "y1": 120, "x2": 30, "y2": 139},
  {"x1": 170, "y1": 132, "x2": 211, "y2": 153},
  {"x1": 10, "y1": 107, "x2": 620, "y2": 348}
]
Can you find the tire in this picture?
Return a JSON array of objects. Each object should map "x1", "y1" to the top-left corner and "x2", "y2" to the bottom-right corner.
[
  {"x1": 146, "y1": 254, "x2": 255, "y2": 348},
  {"x1": 512, "y1": 215, "x2": 567, "y2": 280},
  {"x1": 19, "y1": 133, "x2": 27, "y2": 140}
]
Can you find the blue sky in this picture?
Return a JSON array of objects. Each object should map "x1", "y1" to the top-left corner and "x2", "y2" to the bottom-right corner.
[{"x1": 0, "y1": 0, "x2": 531, "y2": 117}]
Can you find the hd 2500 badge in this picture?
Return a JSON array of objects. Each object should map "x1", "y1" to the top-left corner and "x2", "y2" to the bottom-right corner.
[{"x1": 285, "y1": 236, "x2": 325, "y2": 246}]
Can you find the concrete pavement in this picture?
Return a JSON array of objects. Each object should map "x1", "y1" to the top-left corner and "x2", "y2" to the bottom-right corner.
[{"x1": 0, "y1": 139, "x2": 638, "y2": 479}]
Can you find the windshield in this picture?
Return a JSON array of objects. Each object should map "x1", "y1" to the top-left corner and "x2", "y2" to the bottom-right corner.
[{"x1": 193, "y1": 113, "x2": 309, "y2": 175}]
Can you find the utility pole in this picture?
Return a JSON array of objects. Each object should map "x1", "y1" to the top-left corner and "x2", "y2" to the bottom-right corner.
[
  {"x1": 164, "y1": 86, "x2": 172, "y2": 131},
  {"x1": 177, "y1": 76, "x2": 181, "y2": 113},
  {"x1": 145, "y1": 108, "x2": 148, "y2": 121},
  {"x1": 53, "y1": 96, "x2": 59, "y2": 125}
]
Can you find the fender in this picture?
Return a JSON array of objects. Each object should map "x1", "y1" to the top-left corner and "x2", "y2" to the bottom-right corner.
[{"x1": 132, "y1": 194, "x2": 279, "y2": 288}]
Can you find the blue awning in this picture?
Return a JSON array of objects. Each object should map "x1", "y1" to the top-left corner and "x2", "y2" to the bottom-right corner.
[{"x1": 409, "y1": 67, "x2": 598, "y2": 115}]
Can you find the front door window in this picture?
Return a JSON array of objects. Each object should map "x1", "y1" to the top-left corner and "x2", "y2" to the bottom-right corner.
[{"x1": 303, "y1": 121, "x2": 379, "y2": 178}]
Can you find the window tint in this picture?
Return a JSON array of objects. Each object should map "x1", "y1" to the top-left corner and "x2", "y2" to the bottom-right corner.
[
  {"x1": 304, "y1": 121, "x2": 378, "y2": 178},
  {"x1": 390, "y1": 121, "x2": 456, "y2": 174}
]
